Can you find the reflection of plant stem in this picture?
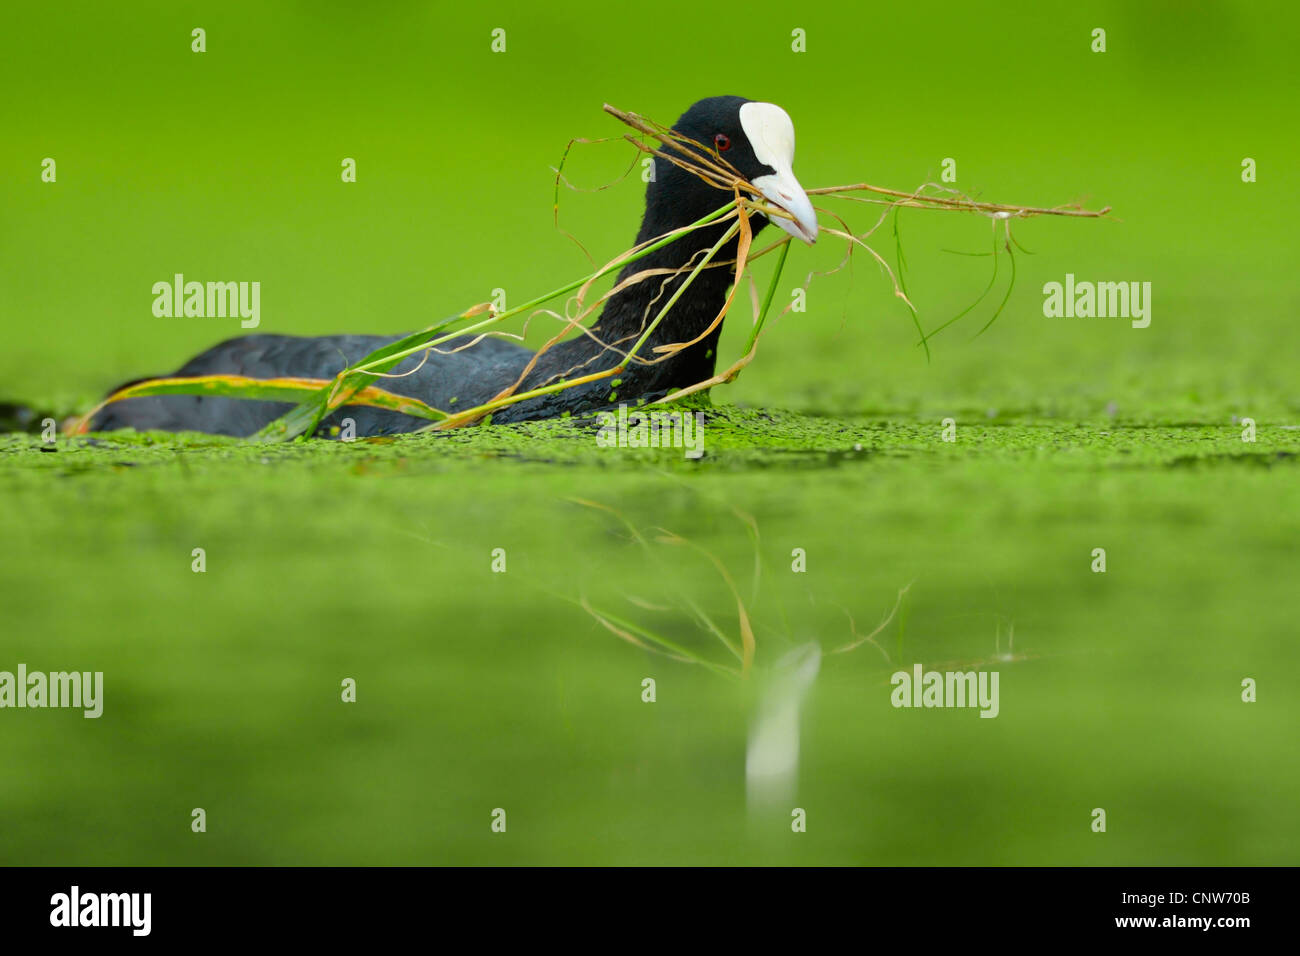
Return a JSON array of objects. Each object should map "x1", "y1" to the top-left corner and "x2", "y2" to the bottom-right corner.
[
  {"x1": 653, "y1": 528, "x2": 755, "y2": 677},
  {"x1": 570, "y1": 497, "x2": 913, "y2": 681},
  {"x1": 564, "y1": 593, "x2": 741, "y2": 680},
  {"x1": 829, "y1": 582, "x2": 911, "y2": 659}
]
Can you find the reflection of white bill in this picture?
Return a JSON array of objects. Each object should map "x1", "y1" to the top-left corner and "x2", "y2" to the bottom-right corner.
[{"x1": 746, "y1": 642, "x2": 821, "y2": 811}]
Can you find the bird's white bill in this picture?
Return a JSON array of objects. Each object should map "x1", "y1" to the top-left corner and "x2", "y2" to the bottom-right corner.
[
  {"x1": 739, "y1": 101, "x2": 818, "y2": 244},
  {"x1": 752, "y1": 171, "x2": 819, "y2": 244}
]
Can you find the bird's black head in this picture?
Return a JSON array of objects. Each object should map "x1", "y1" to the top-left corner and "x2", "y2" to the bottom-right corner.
[
  {"x1": 638, "y1": 95, "x2": 818, "y2": 247},
  {"x1": 579, "y1": 95, "x2": 819, "y2": 397}
]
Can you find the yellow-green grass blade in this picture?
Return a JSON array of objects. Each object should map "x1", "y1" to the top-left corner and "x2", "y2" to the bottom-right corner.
[{"x1": 70, "y1": 374, "x2": 447, "y2": 436}]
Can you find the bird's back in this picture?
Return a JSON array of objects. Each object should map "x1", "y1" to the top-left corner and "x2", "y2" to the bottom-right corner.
[{"x1": 90, "y1": 332, "x2": 534, "y2": 437}]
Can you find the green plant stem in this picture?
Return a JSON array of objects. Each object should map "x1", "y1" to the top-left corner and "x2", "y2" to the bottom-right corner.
[{"x1": 744, "y1": 238, "x2": 791, "y2": 355}]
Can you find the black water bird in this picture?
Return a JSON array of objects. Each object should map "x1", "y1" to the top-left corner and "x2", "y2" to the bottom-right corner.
[{"x1": 91, "y1": 96, "x2": 818, "y2": 437}]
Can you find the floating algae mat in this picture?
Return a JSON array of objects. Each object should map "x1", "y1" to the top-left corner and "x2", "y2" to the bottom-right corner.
[{"x1": 3, "y1": 406, "x2": 1298, "y2": 864}]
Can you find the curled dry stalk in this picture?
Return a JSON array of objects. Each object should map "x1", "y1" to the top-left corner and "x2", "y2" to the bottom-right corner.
[{"x1": 70, "y1": 104, "x2": 1111, "y2": 440}]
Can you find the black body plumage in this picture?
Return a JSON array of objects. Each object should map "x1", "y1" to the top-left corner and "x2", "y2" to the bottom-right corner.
[{"x1": 91, "y1": 96, "x2": 785, "y2": 437}]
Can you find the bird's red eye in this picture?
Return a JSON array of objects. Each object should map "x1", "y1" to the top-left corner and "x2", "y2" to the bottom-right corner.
[{"x1": 714, "y1": 133, "x2": 731, "y2": 152}]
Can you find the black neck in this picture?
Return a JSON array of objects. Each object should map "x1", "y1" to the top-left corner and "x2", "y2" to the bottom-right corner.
[{"x1": 526, "y1": 211, "x2": 740, "y2": 400}]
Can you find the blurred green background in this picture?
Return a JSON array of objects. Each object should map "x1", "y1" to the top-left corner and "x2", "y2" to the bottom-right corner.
[{"x1": 1, "y1": 1, "x2": 1297, "y2": 864}]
